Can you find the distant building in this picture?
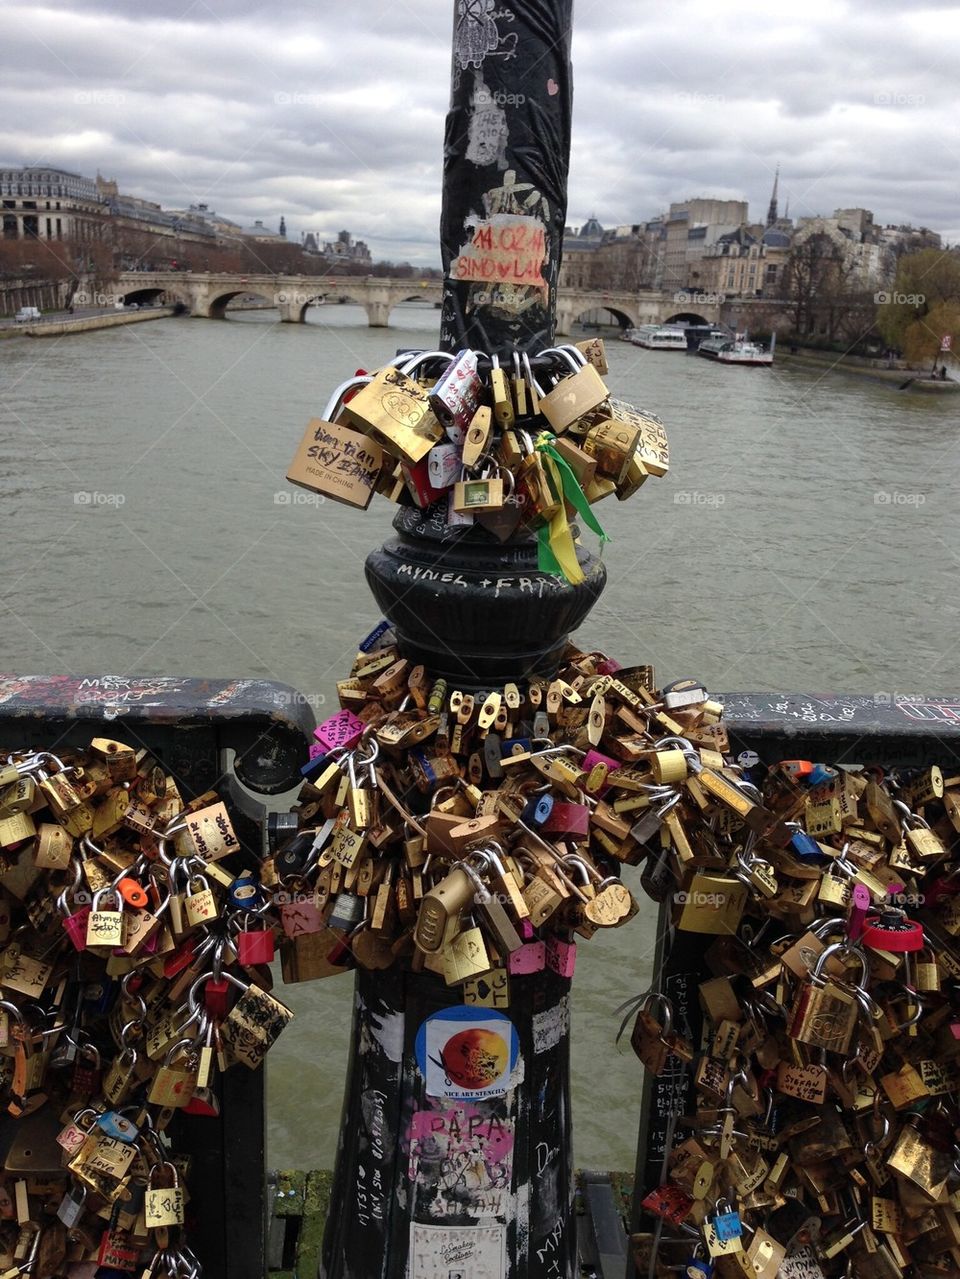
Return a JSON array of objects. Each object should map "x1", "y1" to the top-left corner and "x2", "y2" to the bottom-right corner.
[
  {"x1": 559, "y1": 218, "x2": 604, "y2": 288},
  {"x1": 321, "y1": 229, "x2": 371, "y2": 265},
  {"x1": 172, "y1": 203, "x2": 244, "y2": 239},
  {"x1": 662, "y1": 198, "x2": 749, "y2": 291},
  {"x1": 98, "y1": 179, "x2": 215, "y2": 246},
  {"x1": 792, "y1": 208, "x2": 893, "y2": 289},
  {"x1": 701, "y1": 224, "x2": 791, "y2": 298},
  {"x1": 879, "y1": 223, "x2": 943, "y2": 259},
  {"x1": 241, "y1": 219, "x2": 285, "y2": 243},
  {"x1": 0, "y1": 165, "x2": 104, "y2": 243}
]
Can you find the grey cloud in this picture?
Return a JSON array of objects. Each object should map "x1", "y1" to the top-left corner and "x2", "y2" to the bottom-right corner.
[{"x1": 0, "y1": 0, "x2": 956, "y2": 261}]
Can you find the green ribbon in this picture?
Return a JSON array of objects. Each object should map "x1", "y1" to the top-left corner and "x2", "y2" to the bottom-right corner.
[{"x1": 534, "y1": 432, "x2": 610, "y2": 584}]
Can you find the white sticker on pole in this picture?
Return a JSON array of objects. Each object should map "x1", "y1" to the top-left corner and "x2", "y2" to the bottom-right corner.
[
  {"x1": 410, "y1": 1223, "x2": 505, "y2": 1279},
  {"x1": 416, "y1": 1007, "x2": 518, "y2": 1102}
]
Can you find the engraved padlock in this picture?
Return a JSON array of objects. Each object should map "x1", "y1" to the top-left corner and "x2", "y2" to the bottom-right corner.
[
  {"x1": 85, "y1": 887, "x2": 124, "y2": 949},
  {"x1": 184, "y1": 873, "x2": 218, "y2": 928}
]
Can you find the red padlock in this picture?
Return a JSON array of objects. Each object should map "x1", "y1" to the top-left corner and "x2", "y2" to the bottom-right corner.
[
  {"x1": 203, "y1": 976, "x2": 231, "y2": 1020},
  {"x1": 237, "y1": 929, "x2": 275, "y2": 966}
]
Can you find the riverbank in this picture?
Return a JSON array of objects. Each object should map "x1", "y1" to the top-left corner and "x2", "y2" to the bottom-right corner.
[
  {"x1": 12, "y1": 306, "x2": 177, "y2": 338},
  {"x1": 778, "y1": 347, "x2": 959, "y2": 392}
]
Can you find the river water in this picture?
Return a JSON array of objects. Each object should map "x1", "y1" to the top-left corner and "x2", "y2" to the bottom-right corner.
[{"x1": 1, "y1": 303, "x2": 958, "y2": 1171}]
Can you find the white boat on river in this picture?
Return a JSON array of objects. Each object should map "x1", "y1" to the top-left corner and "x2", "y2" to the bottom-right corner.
[
  {"x1": 697, "y1": 332, "x2": 776, "y2": 366},
  {"x1": 625, "y1": 324, "x2": 689, "y2": 351}
]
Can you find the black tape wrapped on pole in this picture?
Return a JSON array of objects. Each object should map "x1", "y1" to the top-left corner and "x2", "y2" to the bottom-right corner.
[{"x1": 439, "y1": 0, "x2": 574, "y2": 357}]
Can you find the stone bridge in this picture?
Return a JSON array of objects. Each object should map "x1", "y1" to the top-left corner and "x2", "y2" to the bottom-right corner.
[{"x1": 114, "y1": 272, "x2": 734, "y2": 332}]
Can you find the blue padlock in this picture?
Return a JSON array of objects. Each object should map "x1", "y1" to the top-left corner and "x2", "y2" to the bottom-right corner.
[
  {"x1": 712, "y1": 1207, "x2": 742, "y2": 1242},
  {"x1": 790, "y1": 829, "x2": 824, "y2": 858},
  {"x1": 301, "y1": 752, "x2": 330, "y2": 780},
  {"x1": 521, "y1": 793, "x2": 554, "y2": 826},
  {"x1": 684, "y1": 1260, "x2": 713, "y2": 1279},
  {"x1": 229, "y1": 871, "x2": 265, "y2": 911},
  {"x1": 808, "y1": 763, "x2": 838, "y2": 787},
  {"x1": 358, "y1": 619, "x2": 394, "y2": 653},
  {"x1": 96, "y1": 1111, "x2": 139, "y2": 1143},
  {"x1": 501, "y1": 738, "x2": 532, "y2": 760}
]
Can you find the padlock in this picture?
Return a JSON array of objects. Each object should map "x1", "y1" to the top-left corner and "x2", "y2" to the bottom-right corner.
[
  {"x1": 429, "y1": 349, "x2": 481, "y2": 442},
  {"x1": 184, "y1": 874, "x2": 218, "y2": 927},
  {"x1": 343, "y1": 364, "x2": 443, "y2": 463},
  {"x1": 538, "y1": 352, "x2": 608, "y2": 433},
  {"x1": 86, "y1": 887, "x2": 124, "y2": 949},
  {"x1": 145, "y1": 1161, "x2": 185, "y2": 1228}
]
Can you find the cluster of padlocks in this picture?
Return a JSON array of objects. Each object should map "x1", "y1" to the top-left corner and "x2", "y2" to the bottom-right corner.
[
  {"x1": 285, "y1": 339, "x2": 668, "y2": 583},
  {"x1": 275, "y1": 639, "x2": 689, "y2": 985},
  {"x1": 633, "y1": 751, "x2": 960, "y2": 1277},
  {"x1": 1, "y1": 656, "x2": 959, "y2": 1275},
  {"x1": 0, "y1": 741, "x2": 292, "y2": 1277}
]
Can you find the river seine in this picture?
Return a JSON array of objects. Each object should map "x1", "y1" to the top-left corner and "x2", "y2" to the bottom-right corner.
[{"x1": 1, "y1": 302, "x2": 958, "y2": 1172}]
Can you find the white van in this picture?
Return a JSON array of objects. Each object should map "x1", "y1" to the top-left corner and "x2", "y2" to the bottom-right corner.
[{"x1": 14, "y1": 306, "x2": 41, "y2": 323}]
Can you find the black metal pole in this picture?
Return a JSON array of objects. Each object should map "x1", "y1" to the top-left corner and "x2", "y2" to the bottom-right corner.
[
  {"x1": 439, "y1": 0, "x2": 574, "y2": 357},
  {"x1": 323, "y1": 8, "x2": 584, "y2": 1279}
]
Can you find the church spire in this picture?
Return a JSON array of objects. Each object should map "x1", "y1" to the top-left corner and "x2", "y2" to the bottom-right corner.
[{"x1": 766, "y1": 165, "x2": 780, "y2": 227}]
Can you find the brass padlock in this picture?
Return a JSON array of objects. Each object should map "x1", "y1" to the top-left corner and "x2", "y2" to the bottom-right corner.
[
  {"x1": 343, "y1": 365, "x2": 443, "y2": 464},
  {"x1": 452, "y1": 471, "x2": 505, "y2": 515},
  {"x1": 539, "y1": 360, "x2": 608, "y2": 434}
]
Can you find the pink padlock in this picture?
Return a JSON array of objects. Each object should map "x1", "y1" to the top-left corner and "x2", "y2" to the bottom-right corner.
[
  {"x1": 308, "y1": 742, "x2": 325, "y2": 761},
  {"x1": 545, "y1": 936, "x2": 576, "y2": 978},
  {"x1": 280, "y1": 897, "x2": 323, "y2": 939},
  {"x1": 596, "y1": 656, "x2": 622, "y2": 675},
  {"x1": 508, "y1": 941, "x2": 546, "y2": 975},
  {"x1": 237, "y1": 929, "x2": 276, "y2": 966},
  {"x1": 62, "y1": 905, "x2": 91, "y2": 952},
  {"x1": 582, "y1": 749, "x2": 622, "y2": 796},
  {"x1": 314, "y1": 709, "x2": 365, "y2": 753}
]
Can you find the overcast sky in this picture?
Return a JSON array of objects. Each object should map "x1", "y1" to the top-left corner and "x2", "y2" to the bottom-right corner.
[{"x1": 2, "y1": 0, "x2": 957, "y2": 263}]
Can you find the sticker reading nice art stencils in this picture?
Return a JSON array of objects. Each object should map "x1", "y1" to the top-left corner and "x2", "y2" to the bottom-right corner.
[
  {"x1": 416, "y1": 1007, "x2": 518, "y2": 1102},
  {"x1": 410, "y1": 1223, "x2": 505, "y2": 1279}
]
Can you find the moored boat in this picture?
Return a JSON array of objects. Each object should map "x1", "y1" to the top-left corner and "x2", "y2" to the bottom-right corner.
[
  {"x1": 625, "y1": 323, "x2": 689, "y2": 350},
  {"x1": 698, "y1": 331, "x2": 775, "y2": 366}
]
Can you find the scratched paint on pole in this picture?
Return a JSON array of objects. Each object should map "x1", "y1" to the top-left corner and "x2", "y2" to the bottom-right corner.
[
  {"x1": 407, "y1": 1101, "x2": 514, "y2": 1221},
  {"x1": 410, "y1": 1223, "x2": 505, "y2": 1279}
]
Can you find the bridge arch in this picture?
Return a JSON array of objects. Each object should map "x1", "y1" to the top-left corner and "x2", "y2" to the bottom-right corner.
[
  {"x1": 664, "y1": 311, "x2": 711, "y2": 326},
  {"x1": 119, "y1": 287, "x2": 167, "y2": 307},
  {"x1": 568, "y1": 304, "x2": 637, "y2": 330},
  {"x1": 205, "y1": 288, "x2": 281, "y2": 319}
]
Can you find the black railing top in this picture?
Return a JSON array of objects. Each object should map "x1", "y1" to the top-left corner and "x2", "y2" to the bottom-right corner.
[{"x1": 0, "y1": 674, "x2": 315, "y2": 794}]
